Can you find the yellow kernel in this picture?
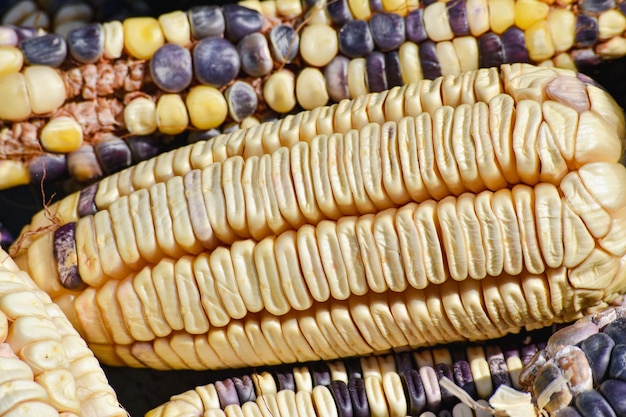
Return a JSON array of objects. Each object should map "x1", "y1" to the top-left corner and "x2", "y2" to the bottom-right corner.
[
  {"x1": 598, "y1": 10, "x2": 626, "y2": 40},
  {"x1": 186, "y1": 86, "x2": 228, "y2": 130},
  {"x1": 423, "y1": 2, "x2": 454, "y2": 42},
  {"x1": 597, "y1": 36, "x2": 626, "y2": 58},
  {"x1": 382, "y1": 0, "x2": 409, "y2": 15},
  {"x1": 525, "y1": 20, "x2": 555, "y2": 62},
  {"x1": 0, "y1": 46, "x2": 23, "y2": 78},
  {"x1": 553, "y1": 53, "x2": 577, "y2": 70},
  {"x1": 300, "y1": 24, "x2": 338, "y2": 67},
  {"x1": 466, "y1": 0, "x2": 490, "y2": 37},
  {"x1": 0, "y1": 72, "x2": 30, "y2": 121},
  {"x1": 102, "y1": 20, "x2": 123, "y2": 59},
  {"x1": 0, "y1": 160, "x2": 29, "y2": 190},
  {"x1": 263, "y1": 70, "x2": 296, "y2": 113},
  {"x1": 547, "y1": 9, "x2": 575, "y2": 52},
  {"x1": 156, "y1": 94, "x2": 189, "y2": 135},
  {"x1": 489, "y1": 0, "x2": 515, "y2": 34},
  {"x1": 239, "y1": 0, "x2": 264, "y2": 14},
  {"x1": 513, "y1": 0, "x2": 550, "y2": 30},
  {"x1": 124, "y1": 97, "x2": 157, "y2": 135},
  {"x1": 24, "y1": 65, "x2": 66, "y2": 115},
  {"x1": 123, "y1": 17, "x2": 164, "y2": 60},
  {"x1": 398, "y1": 42, "x2": 423, "y2": 84},
  {"x1": 296, "y1": 67, "x2": 329, "y2": 110},
  {"x1": 158, "y1": 10, "x2": 191, "y2": 46},
  {"x1": 40, "y1": 116, "x2": 84, "y2": 153},
  {"x1": 348, "y1": 0, "x2": 372, "y2": 20}
]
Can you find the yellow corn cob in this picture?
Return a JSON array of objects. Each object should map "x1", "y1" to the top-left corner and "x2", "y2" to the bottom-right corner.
[
  {"x1": 0, "y1": 248, "x2": 127, "y2": 416},
  {"x1": 10, "y1": 64, "x2": 626, "y2": 374}
]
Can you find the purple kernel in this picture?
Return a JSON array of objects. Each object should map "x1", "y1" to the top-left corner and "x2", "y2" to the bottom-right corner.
[
  {"x1": 222, "y1": 4, "x2": 264, "y2": 43},
  {"x1": 365, "y1": 51, "x2": 387, "y2": 92},
  {"x1": 78, "y1": 183, "x2": 99, "y2": 218},
  {"x1": 405, "y1": 9, "x2": 427, "y2": 43},
  {"x1": 418, "y1": 40, "x2": 441, "y2": 79},
  {"x1": 188, "y1": 6, "x2": 224, "y2": 39},
  {"x1": 478, "y1": 32, "x2": 505, "y2": 68},
  {"x1": 53, "y1": 222, "x2": 84, "y2": 290},
  {"x1": 339, "y1": 20, "x2": 374, "y2": 58},
  {"x1": 447, "y1": 0, "x2": 469, "y2": 36},
  {"x1": 369, "y1": 12, "x2": 405, "y2": 52},
  {"x1": 193, "y1": 37, "x2": 240, "y2": 88},
  {"x1": 20, "y1": 33, "x2": 66, "y2": 67},
  {"x1": 150, "y1": 44, "x2": 193, "y2": 93}
]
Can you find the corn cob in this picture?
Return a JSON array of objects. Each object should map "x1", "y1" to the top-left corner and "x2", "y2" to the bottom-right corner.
[
  {"x1": 0, "y1": 246, "x2": 127, "y2": 416},
  {"x1": 1, "y1": 0, "x2": 626, "y2": 189},
  {"x1": 10, "y1": 65, "x2": 626, "y2": 376}
]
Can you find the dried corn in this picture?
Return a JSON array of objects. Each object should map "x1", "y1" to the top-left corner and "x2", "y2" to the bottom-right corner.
[
  {"x1": 0, "y1": 246, "x2": 126, "y2": 416},
  {"x1": 11, "y1": 65, "x2": 626, "y2": 375},
  {"x1": 1, "y1": 0, "x2": 626, "y2": 189}
]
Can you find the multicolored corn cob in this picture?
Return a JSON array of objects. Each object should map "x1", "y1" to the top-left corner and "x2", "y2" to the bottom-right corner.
[{"x1": 1, "y1": 0, "x2": 626, "y2": 189}]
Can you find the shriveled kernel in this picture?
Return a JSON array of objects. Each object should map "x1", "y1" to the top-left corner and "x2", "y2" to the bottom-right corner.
[
  {"x1": 40, "y1": 117, "x2": 83, "y2": 153},
  {"x1": 124, "y1": 97, "x2": 158, "y2": 135},
  {"x1": 300, "y1": 24, "x2": 338, "y2": 67},
  {"x1": 296, "y1": 68, "x2": 329, "y2": 110},
  {"x1": 264, "y1": 70, "x2": 296, "y2": 113},
  {"x1": 156, "y1": 94, "x2": 189, "y2": 135},
  {"x1": 186, "y1": 86, "x2": 228, "y2": 130},
  {"x1": 123, "y1": 17, "x2": 165, "y2": 60},
  {"x1": 23, "y1": 65, "x2": 66, "y2": 115},
  {"x1": 0, "y1": 46, "x2": 23, "y2": 78}
]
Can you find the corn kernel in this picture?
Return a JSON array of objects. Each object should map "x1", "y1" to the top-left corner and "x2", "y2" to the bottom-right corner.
[
  {"x1": 0, "y1": 160, "x2": 29, "y2": 189},
  {"x1": 156, "y1": 94, "x2": 189, "y2": 135},
  {"x1": 382, "y1": 0, "x2": 409, "y2": 15},
  {"x1": 123, "y1": 17, "x2": 164, "y2": 60},
  {"x1": 347, "y1": 57, "x2": 368, "y2": 98},
  {"x1": 513, "y1": 0, "x2": 550, "y2": 30},
  {"x1": 453, "y1": 37, "x2": 480, "y2": 72},
  {"x1": 239, "y1": 0, "x2": 264, "y2": 14},
  {"x1": 466, "y1": 0, "x2": 490, "y2": 36},
  {"x1": 597, "y1": 36, "x2": 626, "y2": 58},
  {"x1": 423, "y1": 2, "x2": 454, "y2": 42},
  {"x1": 296, "y1": 68, "x2": 329, "y2": 110},
  {"x1": 158, "y1": 11, "x2": 191, "y2": 47},
  {"x1": 263, "y1": 70, "x2": 296, "y2": 113},
  {"x1": 489, "y1": 0, "x2": 515, "y2": 34},
  {"x1": 124, "y1": 97, "x2": 158, "y2": 135},
  {"x1": 525, "y1": 20, "x2": 555, "y2": 62},
  {"x1": 276, "y1": 0, "x2": 302, "y2": 18},
  {"x1": 24, "y1": 66, "x2": 66, "y2": 115},
  {"x1": 260, "y1": 0, "x2": 277, "y2": 17},
  {"x1": 300, "y1": 24, "x2": 338, "y2": 67},
  {"x1": 348, "y1": 0, "x2": 372, "y2": 20},
  {"x1": 40, "y1": 116, "x2": 83, "y2": 153},
  {"x1": 0, "y1": 72, "x2": 30, "y2": 121},
  {"x1": 547, "y1": 9, "x2": 575, "y2": 52},
  {"x1": 399, "y1": 42, "x2": 424, "y2": 84},
  {"x1": 598, "y1": 10, "x2": 626, "y2": 40},
  {"x1": 186, "y1": 86, "x2": 228, "y2": 130},
  {"x1": 437, "y1": 41, "x2": 462, "y2": 77},
  {"x1": 103, "y1": 20, "x2": 123, "y2": 59},
  {"x1": 0, "y1": 46, "x2": 23, "y2": 78}
]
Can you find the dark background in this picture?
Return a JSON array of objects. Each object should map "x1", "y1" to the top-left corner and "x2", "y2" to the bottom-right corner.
[{"x1": 1, "y1": 1, "x2": 626, "y2": 415}]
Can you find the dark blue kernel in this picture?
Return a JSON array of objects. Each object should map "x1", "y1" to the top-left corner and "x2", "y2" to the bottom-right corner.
[
  {"x1": 575, "y1": 15, "x2": 598, "y2": 47},
  {"x1": 501, "y1": 27, "x2": 530, "y2": 64},
  {"x1": 486, "y1": 346, "x2": 512, "y2": 388},
  {"x1": 345, "y1": 357, "x2": 363, "y2": 379},
  {"x1": 600, "y1": 379, "x2": 626, "y2": 416},
  {"x1": 325, "y1": 55, "x2": 350, "y2": 102},
  {"x1": 453, "y1": 360, "x2": 477, "y2": 398},
  {"x1": 78, "y1": 183, "x2": 98, "y2": 218},
  {"x1": 369, "y1": 12, "x2": 405, "y2": 52},
  {"x1": 53, "y1": 222, "x2": 83, "y2": 290},
  {"x1": 216, "y1": 379, "x2": 239, "y2": 408},
  {"x1": 28, "y1": 153, "x2": 67, "y2": 183},
  {"x1": 348, "y1": 378, "x2": 370, "y2": 417},
  {"x1": 435, "y1": 363, "x2": 458, "y2": 409},
  {"x1": 222, "y1": 4, "x2": 264, "y2": 43},
  {"x1": 581, "y1": 332, "x2": 616, "y2": 387},
  {"x1": 447, "y1": 0, "x2": 469, "y2": 35},
  {"x1": 479, "y1": 32, "x2": 505, "y2": 68},
  {"x1": 330, "y1": 381, "x2": 353, "y2": 417},
  {"x1": 571, "y1": 48, "x2": 601, "y2": 67},
  {"x1": 394, "y1": 352, "x2": 415, "y2": 375},
  {"x1": 150, "y1": 44, "x2": 192, "y2": 93},
  {"x1": 274, "y1": 370, "x2": 295, "y2": 392},
  {"x1": 576, "y1": 390, "x2": 617, "y2": 417},
  {"x1": 20, "y1": 33, "x2": 66, "y2": 67},
  {"x1": 369, "y1": 0, "x2": 384, "y2": 12},
  {"x1": 401, "y1": 369, "x2": 426, "y2": 415},
  {"x1": 94, "y1": 135, "x2": 132, "y2": 175},
  {"x1": 365, "y1": 51, "x2": 387, "y2": 92},
  {"x1": 225, "y1": 81, "x2": 258, "y2": 122},
  {"x1": 327, "y1": 0, "x2": 353, "y2": 26},
  {"x1": 580, "y1": 0, "x2": 615, "y2": 13},
  {"x1": 238, "y1": 32, "x2": 273, "y2": 77},
  {"x1": 405, "y1": 9, "x2": 427, "y2": 43},
  {"x1": 126, "y1": 135, "x2": 164, "y2": 163},
  {"x1": 269, "y1": 24, "x2": 299, "y2": 63},
  {"x1": 609, "y1": 344, "x2": 626, "y2": 381},
  {"x1": 339, "y1": 20, "x2": 374, "y2": 58},
  {"x1": 603, "y1": 317, "x2": 626, "y2": 345},
  {"x1": 311, "y1": 362, "x2": 331, "y2": 387},
  {"x1": 238, "y1": 375, "x2": 261, "y2": 402},
  {"x1": 188, "y1": 6, "x2": 224, "y2": 39},
  {"x1": 12, "y1": 26, "x2": 37, "y2": 43},
  {"x1": 385, "y1": 50, "x2": 403, "y2": 88},
  {"x1": 418, "y1": 40, "x2": 441, "y2": 79},
  {"x1": 67, "y1": 23, "x2": 104, "y2": 64},
  {"x1": 193, "y1": 37, "x2": 240, "y2": 88}
]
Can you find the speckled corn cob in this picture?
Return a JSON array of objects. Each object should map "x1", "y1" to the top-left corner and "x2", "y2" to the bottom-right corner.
[
  {"x1": 1, "y1": 0, "x2": 626, "y2": 189},
  {"x1": 10, "y1": 64, "x2": 626, "y2": 375},
  {"x1": 0, "y1": 247, "x2": 127, "y2": 416}
]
